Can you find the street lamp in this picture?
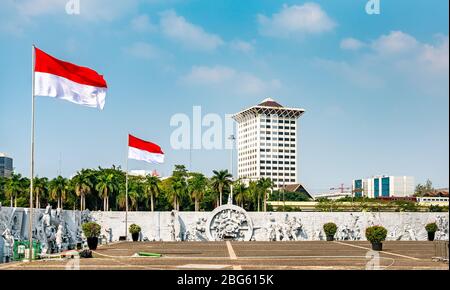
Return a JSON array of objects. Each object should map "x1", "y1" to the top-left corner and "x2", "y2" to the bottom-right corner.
[{"x1": 228, "y1": 134, "x2": 236, "y2": 204}]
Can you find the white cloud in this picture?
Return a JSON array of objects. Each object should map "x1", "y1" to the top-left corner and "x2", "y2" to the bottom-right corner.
[
  {"x1": 340, "y1": 38, "x2": 365, "y2": 51},
  {"x1": 319, "y1": 31, "x2": 449, "y2": 93},
  {"x1": 230, "y1": 40, "x2": 254, "y2": 53},
  {"x1": 15, "y1": 0, "x2": 63, "y2": 17},
  {"x1": 131, "y1": 14, "x2": 156, "y2": 32},
  {"x1": 314, "y1": 59, "x2": 384, "y2": 88},
  {"x1": 419, "y1": 35, "x2": 449, "y2": 73},
  {"x1": 180, "y1": 65, "x2": 281, "y2": 96},
  {"x1": 181, "y1": 66, "x2": 235, "y2": 84},
  {"x1": 159, "y1": 10, "x2": 224, "y2": 51},
  {"x1": 124, "y1": 42, "x2": 164, "y2": 60},
  {"x1": 372, "y1": 31, "x2": 418, "y2": 54},
  {"x1": 258, "y1": 3, "x2": 336, "y2": 38},
  {"x1": 1, "y1": 0, "x2": 138, "y2": 34}
]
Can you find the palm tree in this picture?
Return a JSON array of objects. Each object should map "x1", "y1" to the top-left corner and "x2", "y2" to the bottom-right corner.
[
  {"x1": 247, "y1": 181, "x2": 260, "y2": 211},
  {"x1": 234, "y1": 180, "x2": 248, "y2": 208},
  {"x1": 170, "y1": 178, "x2": 187, "y2": 211},
  {"x1": 49, "y1": 176, "x2": 69, "y2": 208},
  {"x1": 95, "y1": 172, "x2": 117, "y2": 211},
  {"x1": 211, "y1": 170, "x2": 232, "y2": 207},
  {"x1": 167, "y1": 165, "x2": 188, "y2": 211},
  {"x1": 258, "y1": 177, "x2": 274, "y2": 212},
  {"x1": 188, "y1": 173, "x2": 207, "y2": 211},
  {"x1": 72, "y1": 169, "x2": 93, "y2": 210},
  {"x1": 33, "y1": 176, "x2": 48, "y2": 209},
  {"x1": 5, "y1": 173, "x2": 23, "y2": 207},
  {"x1": 144, "y1": 175, "x2": 160, "y2": 211}
]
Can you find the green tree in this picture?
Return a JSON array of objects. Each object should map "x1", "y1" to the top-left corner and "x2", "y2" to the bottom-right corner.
[
  {"x1": 247, "y1": 181, "x2": 260, "y2": 211},
  {"x1": 258, "y1": 177, "x2": 274, "y2": 212},
  {"x1": 128, "y1": 176, "x2": 144, "y2": 210},
  {"x1": 49, "y1": 176, "x2": 69, "y2": 208},
  {"x1": 211, "y1": 169, "x2": 232, "y2": 207},
  {"x1": 415, "y1": 179, "x2": 434, "y2": 197},
  {"x1": 95, "y1": 172, "x2": 118, "y2": 211},
  {"x1": 33, "y1": 176, "x2": 48, "y2": 209},
  {"x1": 234, "y1": 180, "x2": 249, "y2": 208},
  {"x1": 144, "y1": 175, "x2": 161, "y2": 212},
  {"x1": 188, "y1": 172, "x2": 208, "y2": 211},
  {"x1": 5, "y1": 173, "x2": 24, "y2": 207},
  {"x1": 71, "y1": 169, "x2": 94, "y2": 210}
]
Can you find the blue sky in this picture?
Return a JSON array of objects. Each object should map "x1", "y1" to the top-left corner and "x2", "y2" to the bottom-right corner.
[{"x1": 0, "y1": 0, "x2": 448, "y2": 193}]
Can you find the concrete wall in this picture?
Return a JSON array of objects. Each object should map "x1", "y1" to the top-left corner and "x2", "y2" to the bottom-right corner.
[
  {"x1": 1, "y1": 206, "x2": 448, "y2": 262},
  {"x1": 90, "y1": 210, "x2": 449, "y2": 242}
]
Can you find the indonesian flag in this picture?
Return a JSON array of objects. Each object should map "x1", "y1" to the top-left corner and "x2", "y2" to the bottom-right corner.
[
  {"x1": 128, "y1": 134, "x2": 165, "y2": 164},
  {"x1": 34, "y1": 47, "x2": 107, "y2": 110}
]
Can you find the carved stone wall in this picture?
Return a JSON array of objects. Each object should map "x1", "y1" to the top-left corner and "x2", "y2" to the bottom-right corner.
[
  {"x1": 0, "y1": 206, "x2": 82, "y2": 263},
  {"x1": 1, "y1": 205, "x2": 449, "y2": 262}
]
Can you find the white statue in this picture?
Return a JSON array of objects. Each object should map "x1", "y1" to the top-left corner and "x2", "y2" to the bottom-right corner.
[
  {"x1": 43, "y1": 204, "x2": 51, "y2": 227},
  {"x1": 55, "y1": 224, "x2": 64, "y2": 252},
  {"x1": 266, "y1": 215, "x2": 277, "y2": 241},
  {"x1": 1, "y1": 228, "x2": 14, "y2": 262}
]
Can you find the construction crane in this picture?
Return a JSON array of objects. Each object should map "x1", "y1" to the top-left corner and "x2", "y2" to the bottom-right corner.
[{"x1": 330, "y1": 183, "x2": 351, "y2": 193}]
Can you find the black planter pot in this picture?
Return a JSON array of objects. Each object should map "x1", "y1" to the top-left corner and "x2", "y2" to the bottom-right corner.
[
  {"x1": 87, "y1": 237, "x2": 98, "y2": 250},
  {"x1": 371, "y1": 242, "x2": 383, "y2": 251},
  {"x1": 132, "y1": 233, "x2": 140, "y2": 242},
  {"x1": 326, "y1": 235, "x2": 334, "y2": 241},
  {"x1": 427, "y1": 232, "x2": 435, "y2": 241}
]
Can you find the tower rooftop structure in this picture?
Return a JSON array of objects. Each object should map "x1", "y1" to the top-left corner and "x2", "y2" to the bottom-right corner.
[{"x1": 232, "y1": 97, "x2": 305, "y2": 122}]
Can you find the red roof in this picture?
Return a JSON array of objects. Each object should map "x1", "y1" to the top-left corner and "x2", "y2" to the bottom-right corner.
[{"x1": 258, "y1": 98, "x2": 283, "y2": 108}]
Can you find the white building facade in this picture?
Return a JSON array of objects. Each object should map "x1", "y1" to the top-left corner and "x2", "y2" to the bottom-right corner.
[
  {"x1": 352, "y1": 176, "x2": 415, "y2": 198},
  {"x1": 232, "y1": 98, "x2": 305, "y2": 189}
]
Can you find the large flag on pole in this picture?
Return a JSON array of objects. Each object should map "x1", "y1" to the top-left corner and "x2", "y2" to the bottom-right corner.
[
  {"x1": 128, "y1": 134, "x2": 165, "y2": 164},
  {"x1": 34, "y1": 47, "x2": 107, "y2": 110}
]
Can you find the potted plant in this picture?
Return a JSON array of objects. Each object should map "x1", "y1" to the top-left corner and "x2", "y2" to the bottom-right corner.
[
  {"x1": 82, "y1": 222, "x2": 101, "y2": 250},
  {"x1": 129, "y1": 224, "x2": 142, "y2": 242},
  {"x1": 425, "y1": 222, "x2": 438, "y2": 241},
  {"x1": 323, "y1": 222, "x2": 337, "y2": 241},
  {"x1": 365, "y1": 225, "x2": 387, "y2": 251}
]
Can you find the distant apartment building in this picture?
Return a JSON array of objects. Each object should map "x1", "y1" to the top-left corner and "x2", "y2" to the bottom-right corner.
[
  {"x1": 352, "y1": 175, "x2": 415, "y2": 198},
  {"x1": 0, "y1": 153, "x2": 13, "y2": 178},
  {"x1": 232, "y1": 98, "x2": 305, "y2": 189}
]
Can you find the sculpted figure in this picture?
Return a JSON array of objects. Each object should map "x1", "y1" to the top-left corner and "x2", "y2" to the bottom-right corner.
[
  {"x1": 55, "y1": 224, "x2": 64, "y2": 252},
  {"x1": 2, "y1": 228, "x2": 14, "y2": 262}
]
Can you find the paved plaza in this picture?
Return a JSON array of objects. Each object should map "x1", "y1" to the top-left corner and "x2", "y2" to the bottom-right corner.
[{"x1": 0, "y1": 241, "x2": 448, "y2": 270}]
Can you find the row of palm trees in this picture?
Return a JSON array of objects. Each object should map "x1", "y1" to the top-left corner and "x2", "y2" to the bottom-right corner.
[{"x1": 0, "y1": 165, "x2": 278, "y2": 212}]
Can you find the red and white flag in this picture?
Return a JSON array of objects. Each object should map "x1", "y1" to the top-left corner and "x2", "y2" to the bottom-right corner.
[
  {"x1": 34, "y1": 47, "x2": 107, "y2": 110},
  {"x1": 128, "y1": 134, "x2": 165, "y2": 164}
]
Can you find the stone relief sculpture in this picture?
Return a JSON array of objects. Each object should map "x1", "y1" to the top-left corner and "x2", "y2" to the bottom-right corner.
[
  {"x1": 435, "y1": 215, "x2": 449, "y2": 240},
  {"x1": 0, "y1": 204, "x2": 448, "y2": 256},
  {"x1": 266, "y1": 214, "x2": 304, "y2": 241},
  {"x1": 206, "y1": 204, "x2": 253, "y2": 241},
  {"x1": 187, "y1": 217, "x2": 208, "y2": 241},
  {"x1": 336, "y1": 214, "x2": 362, "y2": 241}
]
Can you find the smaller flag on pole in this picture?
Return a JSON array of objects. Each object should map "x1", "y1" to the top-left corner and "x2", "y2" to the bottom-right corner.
[
  {"x1": 34, "y1": 47, "x2": 107, "y2": 110},
  {"x1": 128, "y1": 134, "x2": 165, "y2": 164}
]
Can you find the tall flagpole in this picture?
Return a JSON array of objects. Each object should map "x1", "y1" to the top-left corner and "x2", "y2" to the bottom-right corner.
[
  {"x1": 125, "y1": 140, "x2": 129, "y2": 240},
  {"x1": 28, "y1": 44, "x2": 36, "y2": 262}
]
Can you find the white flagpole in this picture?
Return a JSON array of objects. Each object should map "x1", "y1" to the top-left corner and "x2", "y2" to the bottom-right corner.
[
  {"x1": 28, "y1": 44, "x2": 36, "y2": 262},
  {"x1": 125, "y1": 142, "x2": 129, "y2": 240}
]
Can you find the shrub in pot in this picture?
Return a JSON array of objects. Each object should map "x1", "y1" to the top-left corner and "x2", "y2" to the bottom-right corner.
[
  {"x1": 323, "y1": 222, "x2": 337, "y2": 241},
  {"x1": 425, "y1": 222, "x2": 438, "y2": 241},
  {"x1": 129, "y1": 224, "x2": 142, "y2": 242},
  {"x1": 82, "y1": 222, "x2": 101, "y2": 250},
  {"x1": 365, "y1": 225, "x2": 387, "y2": 251}
]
